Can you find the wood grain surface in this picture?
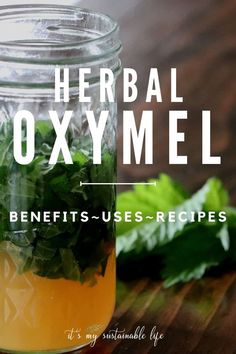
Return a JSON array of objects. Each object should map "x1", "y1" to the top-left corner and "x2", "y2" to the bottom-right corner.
[{"x1": 77, "y1": 0, "x2": 236, "y2": 353}]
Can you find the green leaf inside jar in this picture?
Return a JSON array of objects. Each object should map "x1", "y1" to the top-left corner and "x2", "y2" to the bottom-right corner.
[{"x1": 0, "y1": 120, "x2": 116, "y2": 285}]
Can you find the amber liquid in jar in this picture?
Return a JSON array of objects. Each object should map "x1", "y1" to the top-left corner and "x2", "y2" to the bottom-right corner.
[
  {"x1": 0, "y1": 251, "x2": 115, "y2": 352},
  {"x1": 0, "y1": 5, "x2": 121, "y2": 353}
]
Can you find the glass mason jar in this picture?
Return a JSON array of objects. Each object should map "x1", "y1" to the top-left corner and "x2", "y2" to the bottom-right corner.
[{"x1": 0, "y1": 4, "x2": 121, "y2": 353}]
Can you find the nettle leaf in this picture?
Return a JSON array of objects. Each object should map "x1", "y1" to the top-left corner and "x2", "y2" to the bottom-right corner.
[
  {"x1": 204, "y1": 178, "x2": 229, "y2": 211},
  {"x1": 0, "y1": 241, "x2": 34, "y2": 274},
  {"x1": 159, "y1": 225, "x2": 227, "y2": 287},
  {"x1": 50, "y1": 174, "x2": 71, "y2": 194},
  {"x1": 36, "y1": 120, "x2": 53, "y2": 139},
  {"x1": 117, "y1": 174, "x2": 188, "y2": 235},
  {"x1": 90, "y1": 152, "x2": 116, "y2": 210},
  {"x1": 216, "y1": 224, "x2": 230, "y2": 251},
  {"x1": 34, "y1": 239, "x2": 57, "y2": 260},
  {"x1": 3, "y1": 229, "x2": 37, "y2": 247},
  {"x1": 0, "y1": 134, "x2": 14, "y2": 167},
  {"x1": 116, "y1": 179, "x2": 211, "y2": 262},
  {"x1": 0, "y1": 174, "x2": 36, "y2": 212},
  {"x1": 0, "y1": 166, "x2": 8, "y2": 184},
  {"x1": 116, "y1": 176, "x2": 236, "y2": 287},
  {"x1": 60, "y1": 249, "x2": 81, "y2": 281},
  {"x1": 0, "y1": 119, "x2": 115, "y2": 284},
  {"x1": 71, "y1": 151, "x2": 89, "y2": 166},
  {"x1": 26, "y1": 156, "x2": 45, "y2": 181},
  {"x1": 135, "y1": 174, "x2": 188, "y2": 211},
  {"x1": 225, "y1": 207, "x2": 236, "y2": 229},
  {"x1": 35, "y1": 255, "x2": 63, "y2": 279},
  {"x1": 39, "y1": 223, "x2": 64, "y2": 239},
  {"x1": 70, "y1": 168, "x2": 89, "y2": 195}
]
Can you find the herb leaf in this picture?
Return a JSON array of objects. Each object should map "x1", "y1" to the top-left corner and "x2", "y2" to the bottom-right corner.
[
  {"x1": 116, "y1": 175, "x2": 236, "y2": 287},
  {"x1": 117, "y1": 174, "x2": 188, "y2": 235},
  {"x1": 117, "y1": 177, "x2": 214, "y2": 261},
  {"x1": 159, "y1": 225, "x2": 227, "y2": 287},
  {"x1": 0, "y1": 120, "x2": 115, "y2": 284}
]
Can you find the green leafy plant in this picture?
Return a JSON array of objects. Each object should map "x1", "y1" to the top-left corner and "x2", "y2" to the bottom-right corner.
[
  {"x1": 0, "y1": 120, "x2": 116, "y2": 284},
  {"x1": 116, "y1": 174, "x2": 236, "y2": 287}
]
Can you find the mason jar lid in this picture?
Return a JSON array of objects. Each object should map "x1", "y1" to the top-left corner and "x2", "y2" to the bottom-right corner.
[{"x1": 0, "y1": 4, "x2": 122, "y2": 88}]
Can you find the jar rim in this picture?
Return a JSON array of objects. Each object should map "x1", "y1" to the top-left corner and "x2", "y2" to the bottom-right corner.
[{"x1": 0, "y1": 4, "x2": 121, "y2": 64}]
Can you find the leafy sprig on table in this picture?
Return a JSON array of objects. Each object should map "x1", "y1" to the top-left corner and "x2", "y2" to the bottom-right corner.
[{"x1": 116, "y1": 174, "x2": 236, "y2": 287}]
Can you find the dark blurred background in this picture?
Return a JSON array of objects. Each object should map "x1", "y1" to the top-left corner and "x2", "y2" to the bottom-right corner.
[
  {"x1": 78, "y1": 0, "x2": 236, "y2": 202},
  {"x1": 7, "y1": 0, "x2": 235, "y2": 198}
]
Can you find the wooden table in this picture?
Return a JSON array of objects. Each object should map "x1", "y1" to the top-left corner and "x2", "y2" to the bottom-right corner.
[
  {"x1": 82, "y1": 275, "x2": 236, "y2": 354},
  {"x1": 78, "y1": 0, "x2": 236, "y2": 353}
]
